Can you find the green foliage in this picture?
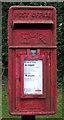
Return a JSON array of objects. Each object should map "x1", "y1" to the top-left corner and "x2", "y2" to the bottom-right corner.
[
  {"x1": 2, "y1": 87, "x2": 21, "y2": 118},
  {"x1": 2, "y1": 2, "x2": 64, "y2": 86}
]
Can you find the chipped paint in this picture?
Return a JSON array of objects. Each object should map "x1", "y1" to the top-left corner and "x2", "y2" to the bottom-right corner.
[{"x1": 8, "y1": 6, "x2": 57, "y2": 115}]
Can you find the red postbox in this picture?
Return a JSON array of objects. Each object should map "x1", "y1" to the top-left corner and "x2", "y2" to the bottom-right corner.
[{"x1": 8, "y1": 6, "x2": 57, "y2": 115}]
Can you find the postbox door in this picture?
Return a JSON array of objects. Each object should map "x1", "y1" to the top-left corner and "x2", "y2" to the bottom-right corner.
[{"x1": 13, "y1": 49, "x2": 51, "y2": 112}]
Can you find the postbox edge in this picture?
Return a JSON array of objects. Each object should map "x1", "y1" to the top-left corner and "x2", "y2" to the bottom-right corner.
[{"x1": 9, "y1": 5, "x2": 56, "y2": 11}]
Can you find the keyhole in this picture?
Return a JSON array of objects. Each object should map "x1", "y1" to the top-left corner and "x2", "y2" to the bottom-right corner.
[{"x1": 19, "y1": 78, "x2": 21, "y2": 82}]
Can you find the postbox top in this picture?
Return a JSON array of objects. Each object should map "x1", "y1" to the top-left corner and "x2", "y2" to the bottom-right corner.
[
  {"x1": 9, "y1": 6, "x2": 56, "y2": 22},
  {"x1": 8, "y1": 6, "x2": 56, "y2": 24},
  {"x1": 9, "y1": 6, "x2": 56, "y2": 10},
  {"x1": 8, "y1": 6, "x2": 56, "y2": 48}
]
